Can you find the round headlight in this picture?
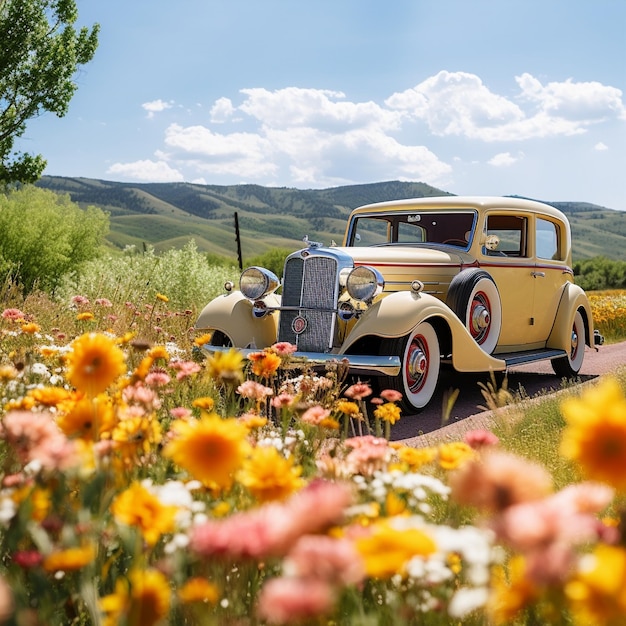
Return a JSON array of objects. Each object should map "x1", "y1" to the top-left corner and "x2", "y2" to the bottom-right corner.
[
  {"x1": 240, "y1": 267, "x2": 280, "y2": 300},
  {"x1": 346, "y1": 266, "x2": 384, "y2": 302}
]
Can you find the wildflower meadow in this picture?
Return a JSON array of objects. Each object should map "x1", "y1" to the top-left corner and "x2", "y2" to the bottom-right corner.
[{"x1": 1, "y1": 271, "x2": 626, "y2": 625}]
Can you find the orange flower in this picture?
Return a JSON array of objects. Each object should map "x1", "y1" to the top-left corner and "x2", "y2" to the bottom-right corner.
[
  {"x1": 43, "y1": 545, "x2": 95, "y2": 572},
  {"x1": 249, "y1": 350, "x2": 282, "y2": 378},
  {"x1": 66, "y1": 333, "x2": 126, "y2": 396}
]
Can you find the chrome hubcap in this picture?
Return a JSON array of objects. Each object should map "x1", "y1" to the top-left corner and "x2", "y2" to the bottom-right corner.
[{"x1": 472, "y1": 305, "x2": 490, "y2": 334}]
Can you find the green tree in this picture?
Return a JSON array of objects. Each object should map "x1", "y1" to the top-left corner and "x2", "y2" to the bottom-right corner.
[
  {"x1": 0, "y1": 0, "x2": 99, "y2": 185},
  {"x1": 0, "y1": 186, "x2": 109, "y2": 292}
]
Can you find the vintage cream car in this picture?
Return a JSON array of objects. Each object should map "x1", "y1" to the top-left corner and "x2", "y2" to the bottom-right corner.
[{"x1": 196, "y1": 196, "x2": 600, "y2": 412}]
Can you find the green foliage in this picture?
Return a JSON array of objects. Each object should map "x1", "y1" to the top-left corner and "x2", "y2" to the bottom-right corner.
[
  {"x1": 246, "y1": 247, "x2": 293, "y2": 278},
  {"x1": 0, "y1": 0, "x2": 99, "y2": 185},
  {"x1": 57, "y1": 240, "x2": 240, "y2": 311},
  {"x1": 573, "y1": 256, "x2": 626, "y2": 291},
  {"x1": 0, "y1": 186, "x2": 109, "y2": 292}
]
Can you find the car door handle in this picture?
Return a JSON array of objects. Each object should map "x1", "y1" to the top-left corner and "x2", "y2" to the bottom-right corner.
[{"x1": 531, "y1": 271, "x2": 545, "y2": 278}]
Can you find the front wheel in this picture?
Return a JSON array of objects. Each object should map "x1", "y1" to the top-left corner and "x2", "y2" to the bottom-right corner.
[
  {"x1": 551, "y1": 310, "x2": 586, "y2": 378},
  {"x1": 379, "y1": 322, "x2": 441, "y2": 413}
]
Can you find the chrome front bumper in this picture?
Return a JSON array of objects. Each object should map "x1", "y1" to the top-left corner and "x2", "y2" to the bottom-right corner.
[{"x1": 198, "y1": 345, "x2": 401, "y2": 377}]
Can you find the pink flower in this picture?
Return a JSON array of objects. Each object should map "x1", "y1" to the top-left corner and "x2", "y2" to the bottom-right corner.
[
  {"x1": 70, "y1": 295, "x2": 90, "y2": 306},
  {"x1": 379, "y1": 389, "x2": 403, "y2": 403},
  {"x1": 237, "y1": 380, "x2": 274, "y2": 400},
  {"x1": 95, "y1": 298, "x2": 113, "y2": 307},
  {"x1": 344, "y1": 382, "x2": 372, "y2": 401},
  {"x1": 257, "y1": 577, "x2": 334, "y2": 624},
  {"x1": 301, "y1": 405, "x2": 330, "y2": 425},
  {"x1": 463, "y1": 429, "x2": 500, "y2": 450},
  {"x1": 170, "y1": 407, "x2": 192, "y2": 420},
  {"x1": 344, "y1": 435, "x2": 390, "y2": 475},
  {"x1": 170, "y1": 359, "x2": 201, "y2": 380},
  {"x1": 145, "y1": 369, "x2": 171, "y2": 387},
  {"x1": 123, "y1": 382, "x2": 161, "y2": 410},
  {"x1": 284, "y1": 535, "x2": 365, "y2": 585},
  {"x1": 13, "y1": 550, "x2": 43, "y2": 568},
  {"x1": 271, "y1": 342, "x2": 297, "y2": 356},
  {"x1": 272, "y1": 393, "x2": 295, "y2": 409},
  {"x1": 1, "y1": 308, "x2": 25, "y2": 321},
  {"x1": 191, "y1": 480, "x2": 353, "y2": 560},
  {"x1": 0, "y1": 411, "x2": 77, "y2": 471}
]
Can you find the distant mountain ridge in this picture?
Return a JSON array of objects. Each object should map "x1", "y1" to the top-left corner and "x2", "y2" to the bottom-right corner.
[{"x1": 35, "y1": 176, "x2": 626, "y2": 262}]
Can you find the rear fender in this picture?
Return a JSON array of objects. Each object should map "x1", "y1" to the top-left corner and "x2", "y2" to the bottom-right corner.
[
  {"x1": 195, "y1": 292, "x2": 280, "y2": 349},
  {"x1": 547, "y1": 284, "x2": 594, "y2": 350},
  {"x1": 342, "y1": 291, "x2": 506, "y2": 372}
]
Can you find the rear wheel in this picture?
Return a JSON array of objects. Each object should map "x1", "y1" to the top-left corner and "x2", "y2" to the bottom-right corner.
[
  {"x1": 380, "y1": 322, "x2": 441, "y2": 413},
  {"x1": 551, "y1": 310, "x2": 585, "y2": 378}
]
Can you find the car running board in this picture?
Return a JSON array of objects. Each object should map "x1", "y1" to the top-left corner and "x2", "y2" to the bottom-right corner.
[{"x1": 497, "y1": 348, "x2": 568, "y2": 367}]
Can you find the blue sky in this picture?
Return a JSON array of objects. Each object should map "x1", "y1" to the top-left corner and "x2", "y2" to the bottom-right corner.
[{"x1": 18, "y1": 0, "x2": 626, "y2": 210}]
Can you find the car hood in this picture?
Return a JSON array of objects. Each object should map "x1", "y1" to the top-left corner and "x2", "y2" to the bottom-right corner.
[{"x1": 332, "y1": 245, "x2": 474, "y2": 266}]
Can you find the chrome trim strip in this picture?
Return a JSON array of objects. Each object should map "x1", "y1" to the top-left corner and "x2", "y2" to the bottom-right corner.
[{"x1": 199, "y1": 345, "x2": 401, "y2": 376}]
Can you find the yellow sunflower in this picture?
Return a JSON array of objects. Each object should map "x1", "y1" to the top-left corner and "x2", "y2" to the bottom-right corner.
[
  {"x1": 560, "y1": 377, "x2": 626, "y2": 490},
  {"x1": 204, "y1": 349, "x2": 245, "y2": 386},
  {"x1": 66, "y1": 333, "x2": 126, "y2": 396},
  {"x1": 238, "y1": 445, "x2": 305, "y2": 502},
  {"x1": 111, "y1": 482, "x2": 178, "y2": 546},
  {"x1": 100, "y1": 568, "x2": 170, "y2": 626},
  {"x1": 163, "y1": 412, "x2": 250, "y2": 489},
  {"x1": 56, "y1": 394, "x2": 117, "y2": 440}
]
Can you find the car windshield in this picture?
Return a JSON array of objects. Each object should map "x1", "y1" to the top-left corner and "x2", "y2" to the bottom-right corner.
[{"x1": 349, "y1": 210, "x2": 477, "y2": 248}]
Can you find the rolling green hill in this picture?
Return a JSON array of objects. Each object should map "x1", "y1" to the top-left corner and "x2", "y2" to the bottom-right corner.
[{"x1": 35, "y1": 176, "x2": 626, "y2": 262}]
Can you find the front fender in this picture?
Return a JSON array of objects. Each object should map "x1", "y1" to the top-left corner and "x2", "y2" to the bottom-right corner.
[
  {"x1": 342, "y1": 291, "x2": 506, "y2": 372},
  {"x1": 195, "y1": 292, "x2": 280, "y2": 349},
  {"x1": 547, "y1": 283, "x2": 594, "y2": 350}
]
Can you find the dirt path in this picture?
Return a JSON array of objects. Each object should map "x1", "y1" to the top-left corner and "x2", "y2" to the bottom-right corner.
[{"x1": 391, "y1": 340, "x2": 626, "y2": 447}]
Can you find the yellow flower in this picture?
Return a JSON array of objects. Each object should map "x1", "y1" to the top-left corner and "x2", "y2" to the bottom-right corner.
[
  {"x1": 238, "y1": 445, "x2": 305, "y2": 502},
  {"x1": 148, "y1": 345, "x2": 169, "y2": 360},
  {"x1": 56, "y1": 395, "x2": 117, "y2": 440},
  {"x1": 21, "y1": 322, "x2": 40, "y2": 334},
  {"x1": 560, "y1": 377, "x2": 626, "y2": 490},
  {"x1": 28, "y1": 386, "x2": 74, "y2": 407},
  {"x1": 76, "y1": 312, "x2": 94, "y2": 322},
  {"x1": 355, "y1": 520, "x2": 436, "y2": 579},
  {"x1": 178, "y1": 577, "x2": 219, "y2": 605},
  {"x1": 193, "y1": 333, "x2": 213, "y2": 347},
  {"x1": 111, "y1": 415, "x2": 162, "y2": 460},
  {"x1": 0, "y1": 364, "x2": 18, "y2": 381},
  {"x1": 192, "y1": 396, "x2": 215, "y2": 411},
  {"x1": 336, "y1": 400, "x2": 361, "y2": 416},
  {"x1": 396, "y1": 446, "x2": 437, "y2": 470},
  {"x1": 566, "y1": 544, "x2": 626, "y2": 624},
  {"x1": 205, "y1": 349, "x2": 244, "y2": 385},
  {"x1": 100, "y1": 568, "x2": 171, "y2": 626},
  {"x1": 438, "y1": 441, "x2": 476, "y2": 470},
  {"x1": 373, "y1": 402, "x2": 402, "y2": 425},
  {"x1": 156, "y1": 293, "x2": 169, "y2": 302},
  {"x1": 163, "y1": 412, "x2": 250, "y2": 489},
  {"x1": 66, "y1": 332, "x2": 127, "y2": 396},
  {"x1": 488, "y1": 556, "x2": 540, "y2": 625},
  {"x1": 43, "y1": 545, "x2": 95, "y2": 572},
  {"x1": 112, "y1": 482, "x2": 178, "y2": 546}
]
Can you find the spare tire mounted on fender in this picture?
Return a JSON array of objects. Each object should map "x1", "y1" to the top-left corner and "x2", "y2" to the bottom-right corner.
[{"x1": 446, "y1": 269, "x2": 502, "y2": 354}]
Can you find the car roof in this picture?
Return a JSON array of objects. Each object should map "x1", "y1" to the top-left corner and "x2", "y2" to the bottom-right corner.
[{"x1": 350, "y1": 195, "x2": 568, "y2": 222}]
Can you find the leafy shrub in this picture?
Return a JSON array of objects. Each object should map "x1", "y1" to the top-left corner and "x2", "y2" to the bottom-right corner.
[
  {"x1": 0, "y1": 186, "x2": 109, "y2": 292},
  {"x1": 246, "y1": 247, "x2": 293, "y2": 278},
  {"x1": 574, "y1": 257, "x2": 626, "y2": 291},
  {"x1": 56, "y1": 240, "x2": 239, "y2": 311}
]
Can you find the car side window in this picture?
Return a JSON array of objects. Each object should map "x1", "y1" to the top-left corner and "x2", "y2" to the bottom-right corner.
[
  {"x1": 352, "y1": 217, "x2": 390, "y2": 246},
  {"x1": 536, "y1": 218, "x2": 560, "y2": 260},
  {"x1": 483, "y1": 215, "x2": 528, "y2": 257}
]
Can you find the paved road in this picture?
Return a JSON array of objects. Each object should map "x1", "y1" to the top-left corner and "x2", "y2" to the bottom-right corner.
[{"x1": 389, "y1": 340, "x2": 626, "y2": 443}]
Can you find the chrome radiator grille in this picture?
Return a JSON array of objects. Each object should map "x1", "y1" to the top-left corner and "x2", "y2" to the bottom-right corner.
[{"x1": 278, "y1": 255, "x2": 338, "y2": 351}]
